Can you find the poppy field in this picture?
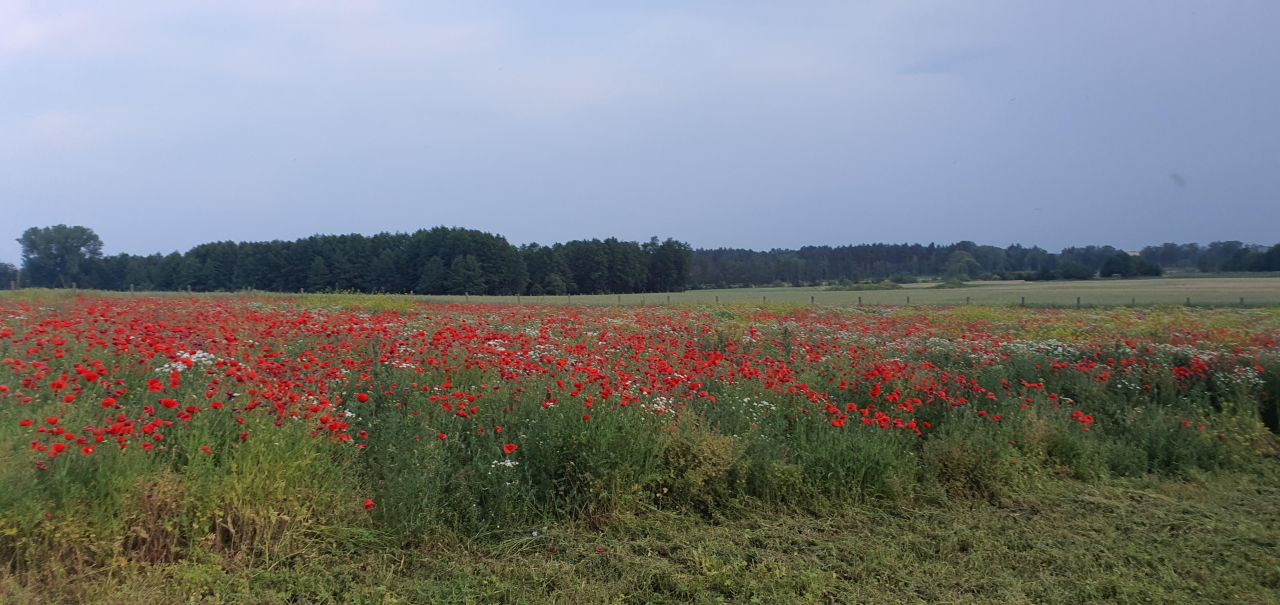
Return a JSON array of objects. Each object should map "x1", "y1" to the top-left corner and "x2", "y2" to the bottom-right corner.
[{"x1": 2, "y1": 295, "x2": 1280, "y2": 602}]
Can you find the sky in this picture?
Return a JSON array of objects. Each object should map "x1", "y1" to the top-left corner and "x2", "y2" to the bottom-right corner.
[{"x1": 2, "y1": 1, "x2": 1278, "y2": 263}]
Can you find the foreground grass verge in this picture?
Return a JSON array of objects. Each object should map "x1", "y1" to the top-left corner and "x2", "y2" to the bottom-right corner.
[{"x1": 3, "y1": 467, "x2": 1277, "y2": 604}]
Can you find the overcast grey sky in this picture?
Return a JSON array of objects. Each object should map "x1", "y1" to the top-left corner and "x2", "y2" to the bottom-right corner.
[{"x1": 2, "y1": 1, "x2": 1278, "y2": 263}]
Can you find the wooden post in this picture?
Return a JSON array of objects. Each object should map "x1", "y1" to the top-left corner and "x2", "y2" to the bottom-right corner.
[
  {"x1": 465, "y1": 292, "x2": 469, "y2": 302},
  {"x1": 617, "y1": 294, "x2": 621, "y2": 306},
  {"x1": 762, "y1": 295, "x2": 767, "y2": 305},
  {"x1": 810, "y1": 295, "x2": 815, "y2": 306},
  {"x1": 1131, "y1": 297, "x2": 1135, "y2": 306},
  {"x1": 1076, "y1": 296, "x2": 1081, "y2": 309},
  {"x1": 857, "y1": 296, "x2": 862, "y2": 306},
  {"x1": 965, "y1": 296, "x2": 970, "y2": 305},
  {"x1": 1241, "y1": 297, "x2": 1245, "y2": 307},
  {"x1": 516, "y1": 294, "x2": 521, "y2": 306},
  {"x1": 1020, "y1": 296, "x2": 1025, "y2": 307},
  {"x1": 667, "y1": 295, "x2": 671, "y2": 304},
  {"x1": 715, "y1": 295, "x2": 719, "y2": 304},
  {"x1": 1186, "y1": 296, "x2": 1191, "y2": 306},
  {"x1": 906, "y1": 296, "x2": 910, "y2": 305}
]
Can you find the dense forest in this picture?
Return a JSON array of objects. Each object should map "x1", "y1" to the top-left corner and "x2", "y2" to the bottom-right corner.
[
  {"x1": 6, "y1": 226, "x2": 692, "y2": 295},
  {"x1": 687, "y1": 241, "x2": 1277, "y2": 286},
  {"x1": 4, "y1": 225, "x2": 1280, "y2": 294},
  {"x1": 692, "y1": 243, "x2": 1136, "y2": 286}
]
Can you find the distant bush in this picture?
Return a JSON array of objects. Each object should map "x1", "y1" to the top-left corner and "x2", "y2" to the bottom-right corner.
[
  {"x1": 1058, "y1": 260, "x2": 1094, "y2": 280},
  {"x1": 824, "y1": 280, "x2": 903, "y2": 291}
]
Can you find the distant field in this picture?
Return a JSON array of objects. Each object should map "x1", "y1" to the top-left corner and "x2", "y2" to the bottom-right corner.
[
  {"x1": 408, "y1": 276, "x2": 1280, "y2": 307},
  {"x1": 4, "y1": 276, "x2": 1280, "y2": 308}
]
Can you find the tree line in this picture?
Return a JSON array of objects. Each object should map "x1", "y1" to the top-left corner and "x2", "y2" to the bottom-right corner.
[
  {"x1": 1137, "y1": 241, "x2": 1280, "y2": 274},
  {"x1": 4, "y1": 225, "x2": 1278, "y2": 294},
  {"x1": 8, "y1": 225, "x2": 692, "y2": 295},
  {"x1": 689, "y1": 241, "x2": 1280, "y2": 287}
]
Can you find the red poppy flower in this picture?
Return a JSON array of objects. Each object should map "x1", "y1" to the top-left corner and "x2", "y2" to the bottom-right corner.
[
  {"x1": 502, "y1": 443, "x2": 518, "y2": 456},
  {"x1": 363, "y1": 498, "x2": 375, "y2": 510}
]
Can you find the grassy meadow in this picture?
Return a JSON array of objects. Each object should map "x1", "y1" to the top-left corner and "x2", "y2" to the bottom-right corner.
[
  {"x1": 346, "y1": 275, "x2": 1280, "y2": 307},
  {"x1": 6, "y1": 276, "x2": 1280, "y2": 308},
  {"x1": 0, "y1": 289, "x2": 1278, "y2": 603}
]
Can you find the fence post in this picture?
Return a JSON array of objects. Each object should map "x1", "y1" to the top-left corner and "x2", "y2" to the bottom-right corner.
[
  {"x1": 1241, "y1": 297, "x2": 1245, "y2": 307},
  {"x1": 762, "y1": 295, "x2": 767, "y2": 305},
  {"x1": 906, "y1": 296, "x2": 910, "y2": 305},
  {"x1": 1186, "y1": 296, "x2": 1191, "y2": 307},
  {"x1": 667, "y1": 295, "x2": 671, "y2": 305},
  {"x1": 1076, "y1": 296, "x2": 1081, "y2": 309},
  {"x1": 965, "y1": 296, "x2": 970, "y2": 305},
  {"x1": 715, "y1": 295, "x2": 719, "y2": 304},
  {"x1": 1020, "y1": 296, "x2": 1025, "y2": 307},
  {"x1": 858, "y1": 296, "x2": 862, "y2": 306},
  {"x1": 810, "y1": 295, "x2": 815, "y2": 306}
]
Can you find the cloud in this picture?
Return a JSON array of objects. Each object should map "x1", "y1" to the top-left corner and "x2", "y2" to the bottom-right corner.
[
  {"x1": 0, "y1": 1, "x2": 83, "y2": 53},
  {"x1": 0, "y1": 1, "x2": 121, "y2": 61}
]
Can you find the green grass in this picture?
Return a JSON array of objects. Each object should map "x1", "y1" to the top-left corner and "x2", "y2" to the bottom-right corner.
[
  {"x1": 498, "y1": 276, "x2": 1280, "y2": 307},
  {"x1": 6, "y1": 275, "x2": 1280, "y2": 308},
  {"x1": 3, "y1": 469, "x2": 1277, "y2": 604}
]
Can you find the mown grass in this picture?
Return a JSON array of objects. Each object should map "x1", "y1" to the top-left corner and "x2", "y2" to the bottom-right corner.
[{"x1": 2, "y1": 467, "x2": 1277, "y2": 604}]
